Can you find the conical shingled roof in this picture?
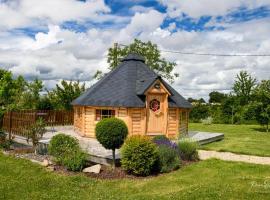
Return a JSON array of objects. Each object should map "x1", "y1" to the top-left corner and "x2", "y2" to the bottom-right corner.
[{"x1": 72, "y1": 53, "x2": 191, "y2": 108}]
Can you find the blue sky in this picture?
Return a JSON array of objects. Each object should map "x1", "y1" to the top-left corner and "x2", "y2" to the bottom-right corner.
[{"x1": 0, "y1": 0, "x2": 270, "y2": 100}]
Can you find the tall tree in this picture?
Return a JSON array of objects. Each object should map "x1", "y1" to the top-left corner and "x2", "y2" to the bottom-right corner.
[
  {"x1": 209, "y1": 91, "x2": 227, "y2": 103},
  {"x1": 253, "y1": 80, "x2": 270, "y2": 132},
  {"x1": 17, "y1": 78, "x2": 43, "y2": 110},
  {"x1": 0, "y1": 69, "x2": 14, "y2": 108},
  {"x1": 48, "y1": 80, "x2": 85, "y2": 110},
  {"x1": 233, "y1": 71, "x2": 256, "y2": 105},
  {"x1": 95, "y1": 39, "x2": 179, "y2": 83}
]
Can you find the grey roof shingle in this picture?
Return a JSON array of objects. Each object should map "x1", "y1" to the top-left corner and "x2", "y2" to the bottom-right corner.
[{"x1": 72, "y1": 53, "x2": 192, "y2": 109}]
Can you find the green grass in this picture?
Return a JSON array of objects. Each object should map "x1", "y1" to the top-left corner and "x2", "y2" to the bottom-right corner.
[
  {"x1": 189, "y1": 123, "x2": 270, "y2": 157},
  {"x1": 0, "y1": 153, "x2": 270, "y2": 200}
]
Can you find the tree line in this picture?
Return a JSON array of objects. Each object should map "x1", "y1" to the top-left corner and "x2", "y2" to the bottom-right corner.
[
  {"x1": 0, "y1": 69, "x2": 85, "y2": 118},
  {"x1": 189, "y1": 71, "x2": 270, "y2": 132}
]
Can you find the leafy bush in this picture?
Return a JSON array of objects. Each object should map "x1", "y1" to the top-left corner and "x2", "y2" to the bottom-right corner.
[
  {"x1": 201, "y1": 117, "x2": 213, "y2": 125},
  {"x1": 121, "y1": 136, "x2": 159, "y2": 176},
  {"x1": 152, "y1": 135, "x2": 181, "y2": 173},
  {"x1": 62, "y1": 150, "x2": 87, "y2": 171},
  {"x1": 157, "y1": 145, "x2": 181, "y2": 173},
  {"x1": 48, "y1": 134, "x2": 80, "y2": 163},
  {"x1": 152, "y1": 135, "x2": 178, "y2": 150},
  {"x1": 48, "y1": 134, "x2": 86, "y2": 171},
  {"x1": 152, "y1": 135, "x2": 170, "y2": 143},
  {"x1": 26, "y1": 118, "x2": 46, "y2": 154},
  {"x1": 189, "y1": 104, "x2": 210, "y2": 123},
  {"x1": 178, "y1": 138, "x2": 199, "y2": 161},
  {"x1": 96, "y1": 118, "x2": 128, "y2": 168}
]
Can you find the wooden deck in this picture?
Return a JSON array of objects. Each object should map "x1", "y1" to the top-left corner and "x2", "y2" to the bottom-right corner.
[{"x1": 188, "y1": 131, "x2": 224, "y2": 145}]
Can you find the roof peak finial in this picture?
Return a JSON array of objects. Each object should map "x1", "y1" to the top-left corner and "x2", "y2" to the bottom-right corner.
[{"x1": 121, "y1": 53, "x2": 145, "y2": 63}]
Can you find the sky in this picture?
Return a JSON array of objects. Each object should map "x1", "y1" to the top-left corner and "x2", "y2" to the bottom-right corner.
[{"x1": 0, "y1": 0, "x2": 270, "y2": 101}]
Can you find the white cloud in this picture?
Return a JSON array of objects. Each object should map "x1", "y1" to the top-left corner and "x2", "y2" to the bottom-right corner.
[
  {"x1": 123, "y1": 10, "x2": 165, "y2": 36},
  {"x1": 159, "y1": 0, "x2": 270, "y2": 18},
  {"x1": 0, "y1": 2, "x2": 269, "y2": 101},
  {"x1": 0, "y1": 0, "x2": 113, "y2": 30}
]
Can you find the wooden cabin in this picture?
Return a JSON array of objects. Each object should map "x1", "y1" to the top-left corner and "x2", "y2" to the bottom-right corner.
[{"x1": 72, "y1": 54, "x2": 192, "y2": 139}]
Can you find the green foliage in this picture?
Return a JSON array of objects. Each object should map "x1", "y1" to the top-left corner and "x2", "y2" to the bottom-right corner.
[
  {"x1": 156, "y1": 145, "x2": 181, "y2": 173},
  {"x1": 48, "y1": 134, "x2": 80, "y2": 163},
  {"x1": 201, "y1": 117, "x2": 213, "y2": 125},
  {"x1": 18, "y1": 79, "x2": 43, "y2": 109},
  {"x1": 48, "y1": 134, "x2": 86, "y2": 171},
  {"x1": 233, "y1": 70, "x2": 256, "y2": 105},
  {"x1": 178, "y1": 138, "x2": 199, "y2": 161},
  {"x1": 209, "y1": 91, "x2": 227, "y2": 103},
  {"x1": 96, "y1": 39, "x2": 178, "y2": 83},
  {"x1": 252, "y1": 80, "x2": 270, "y2": 131},
  {"x1": 26, "y1": 118, "x2": 46, "y2": 153},
  {"x1": 189, "y1": 103, "x2": 210, "y2": 123},
  {"x1": 48, "y1": 80, "x2": 85, "y2": 110},
  {"x1": 121, "y1": 136, "x2": 159, "y2": 176},
  {"x1": 62, "y1": 150, "x2": 86, "y2": 172},
  {"x1": 95, "y1": 118, "x2": 128, "y2": 150},
  {"x1": 152, "y1": 135, "x2": 170, "y2": 143},
  {"x1": 0, "y1": 69, "x2": 18, "y2": 109},
  {"x1": 37, "y1": 96, "x2": 54, "y2": 110},
  {"x1": 95, "y1": 118, "x2": 128, "y2": 168}
]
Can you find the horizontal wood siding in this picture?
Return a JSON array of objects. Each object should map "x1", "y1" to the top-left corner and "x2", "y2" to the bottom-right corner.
[
  {"x1": 131, "y1": 109, "x2": 143, "y2": 135},
  {"x1": 167, "y1": 108, "x2": 178, "y2": 138},
  {"x1": 84, "y1": 107, "x2": 95, "y2": 137},
  {"x1": 74, "y1": 106, "x2": 83, "y2": 135},
  {"x1": 179, "y1": 109, "x2": 188, "y2": 136}
]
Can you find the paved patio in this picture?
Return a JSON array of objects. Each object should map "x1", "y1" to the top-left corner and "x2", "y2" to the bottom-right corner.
[
  {"x1": 42, "y1": 126, "x2": 223, "y2": 155},
  {"x1": 41, "y1": 126, "x2": 120, "y2": 160},
  {"x1": 12, "y1": 126, "x2": 224, "y2": 165}
]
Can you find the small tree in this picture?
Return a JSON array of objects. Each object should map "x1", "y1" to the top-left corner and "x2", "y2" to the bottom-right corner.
[
  {"x1": 94, "y1": 39, "x2": 178, "y2": 83},
  {"x1": 95, "y1": 118, "x2": 128, "y2": 168},
  {"x1": 233, "y1": 70, "x2": 256, "y2": 105},
  {"x1": 26, "y1": 118, "x2": 46, "y2": 154}
]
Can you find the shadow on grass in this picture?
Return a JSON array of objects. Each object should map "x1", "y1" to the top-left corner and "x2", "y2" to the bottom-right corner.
[{"x1": 251, "y1": 127, "x2": 268, "y2": 133}]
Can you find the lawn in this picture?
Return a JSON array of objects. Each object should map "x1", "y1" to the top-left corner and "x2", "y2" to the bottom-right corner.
[
  {"x1": 189, "y1": 123, "x2": 270, "y2": 157},
  {"x1": 0, "y1": 154, "x2": 270, "y2": 200}
]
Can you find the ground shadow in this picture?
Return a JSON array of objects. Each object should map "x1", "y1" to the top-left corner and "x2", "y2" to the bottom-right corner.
[{"x1": 251, "y1": 127, "x2": 268, "y2": 133}]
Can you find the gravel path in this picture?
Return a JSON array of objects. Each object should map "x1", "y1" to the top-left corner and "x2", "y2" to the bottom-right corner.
[{"x1": 199, "y1": 150, "x2": 270, "y2": 165}]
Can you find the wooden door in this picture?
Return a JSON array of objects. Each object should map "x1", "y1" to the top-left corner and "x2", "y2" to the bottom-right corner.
[{"x1": 147, "y1": 94, "x2": 165, "y2": 134}]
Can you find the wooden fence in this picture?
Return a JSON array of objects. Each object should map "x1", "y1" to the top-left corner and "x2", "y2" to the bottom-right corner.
[{"x1": 2, "y1": 110, "x2": 74, "y2": 138}]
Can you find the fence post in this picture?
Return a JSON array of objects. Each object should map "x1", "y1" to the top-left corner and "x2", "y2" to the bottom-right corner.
[{"x1": 8, "y1": 111, "x2": 12, "y2": 140}]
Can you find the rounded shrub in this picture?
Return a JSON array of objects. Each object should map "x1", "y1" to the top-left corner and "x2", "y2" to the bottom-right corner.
[
  {"x1": 48, "y1": 134, "x2": 80, "y2": 163},
  {"x1": 178, "y1": 138, "x2": 199, "y2": 161},
  {"x1": 95, "y1": 118, "x2": 128, "y2": 168},
  {"x1": 157, "y1": 145, "x2": 181, "y2": 173},
  {"x1": 121, "y1": 136, "x2": 159, "y2": 176}
]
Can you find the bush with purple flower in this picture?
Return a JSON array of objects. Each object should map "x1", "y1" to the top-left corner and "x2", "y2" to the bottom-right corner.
[{"x1": 152, "y1": 135, "x2": 181, "y2": 173}]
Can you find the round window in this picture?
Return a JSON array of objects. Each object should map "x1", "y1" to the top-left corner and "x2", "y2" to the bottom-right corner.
[{"x1": 149, "y1": 99, "x2": 160, "y2": 112}]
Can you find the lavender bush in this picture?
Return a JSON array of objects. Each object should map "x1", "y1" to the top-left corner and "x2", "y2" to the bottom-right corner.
[
  {"x1": 152, "y1": 135, "x2": 181, "y2": 173},
  {"x1": 152, "y1": 135, "x2": 178, "y2": 150}
]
